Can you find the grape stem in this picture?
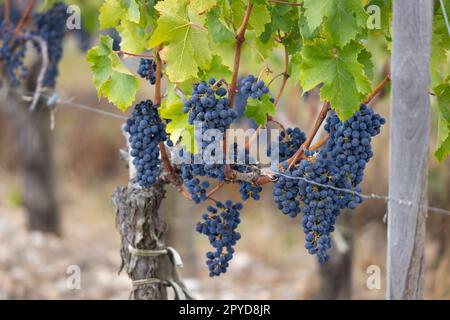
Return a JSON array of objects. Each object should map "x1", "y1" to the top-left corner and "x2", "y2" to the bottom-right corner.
[
  {"x1": 154, "y1": 45, "x2": 183, "y2": 194},
  {"x1": 225, "y1": 2, "x2": 253, "y2": 179},
  {"x1": 5, "y1": 0, "x2": 10, "y2": 29},
  {"x1": 287, "y1": 101, "x2": 331, "y2": 170},
  {"x1": 245, "y1": 44, "x2": 289, "y2": 152},
  {"x1": 117, "y1": 50, "x2": 154, "y2": 59},
  {"x1": 228, "y1": 3, "x2": 253, "y2": 108},
  {"x1": 14, "y1": 0, "x2": 36, "y2": 35}
]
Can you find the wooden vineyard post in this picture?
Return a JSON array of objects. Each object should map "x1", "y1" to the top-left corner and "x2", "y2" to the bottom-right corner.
[{"x1": 387, "y1": 0, "x2": 434, "y2": 300}]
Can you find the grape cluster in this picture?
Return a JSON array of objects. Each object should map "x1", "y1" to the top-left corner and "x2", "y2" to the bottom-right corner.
[
  {"x1": 239, "y1": 75, "x2": 269, "y2": 100},
  {"x1": 196, "y1": 201, "x2": 243, "y2": 277},
  {"x1": 32, "y1": 2, "x2": 68, "y2": 87},
  {"x1": 273, "y1": 164, "x2": 301, "y2": 218},
  {"x1": 268, "y1": 127, "x2": 306, "y2": 163},
  {"x1": 124, "y1": 100, "x2": 168, "y2": 188},
  {"x1": 273, "y1": 105, "x2": 385, "y2": 263},
  {"x1": 180, "y1": 79, "x2": 238, "y2": 202},
  {"x1": 183, "y1": 78, "x2": 237, "y2": 140},
  {"x1": 137, "y1": 58, "x2": 158, "y2": 85},
  {"x1": 0, "y1": 22, "x2": 29, "y2": 85}
]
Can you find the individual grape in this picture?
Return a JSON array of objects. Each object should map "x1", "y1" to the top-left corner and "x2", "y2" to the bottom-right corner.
[
  {"x1": 196, "y1": 200, "x2": 243, "y2": 277},
  {"x1": 137, "y1": 58, "x2": 158, "y2": 85},
  {"x1": 32, "y1": 2, "x2": 68, "y2": 87},
  {"x1": 124, "y1": 100, "x2": 168, "y2": 188}
]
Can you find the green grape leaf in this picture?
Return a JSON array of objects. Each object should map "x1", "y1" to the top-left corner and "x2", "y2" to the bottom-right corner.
[
  {"x1": 298, "y1": 6, "x2": 318, "y2": 41},
  {"x1": 159, "y1": 86, "x2": 196, "y2": 153},
  {"x1": 149, "y1": 0, "x2": 212, "y2": 83},
  {"x1": 260, "y1": 2, "x2": 297, "y2": 43},
  {"x1": 300, "y1": 39, "x2": 371, "y2": 120},
  {"x1": 232, "y1": 1, "x2": 270, "y2": 37},
  {"x1": 357, "y1": 47, "x2": 375, "y2": 81},
  {"x1": 288, "y1": 51, "x2": 302, "y2": 85},
  {"x1": 87, "y1": 35, "x2": 139, "y2": 112},
  {"x1": 206, "y1": 7, "x2": 235, "y2": 44},
  {"x1": 248, "y1": 4, "x2": 271, "y2": 37},
  {"x1": 245, "y1": 94, "x2": 275, "y2": 126},
  {"x1": 101, "y1": 72, "x2": 140, "y2": 111},
  {"x1": 303, "y1": 0, "x2": 367, "y2": 47},
  {"x1": 127, "y1": 0, "x2": 141, "y2": 23},
  {"x1": 431, "y1": 12, "x2": 450, "y2": 87},
  {"x1": 198, "y1": 55, "x2": 233, "y2": 82},
  {"x1": 99, "y1": 0, "x2": 127, "y2": 29},
  {"x1": 191, "y1": 0, "x2": 218, "y2": 14},
  {"x1": 117, "y1": 20, "x2": 150, "y2": 53},
  {"x1": 434, "y1": 81, "x2": 450, "y2": 162}
]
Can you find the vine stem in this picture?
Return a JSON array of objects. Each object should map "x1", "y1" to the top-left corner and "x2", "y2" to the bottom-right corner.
[
  {"x1": 225, "y1": 2, "x2": 253, "y2": 179},
  {"x1": 245, "y1": 45, "x2": 289, "y2": 152},
  {"x1": 154, "y1": 46, "x2": 163, "y2": 106},
  {"x1": 117, "y1": 50, "x2": 154, "y2": 59},
  {"x1": 5, "y1": 0, "x2": 10, "y2": 29},
  {"x1": 14, "y1": 0, "x2": 36, "y2": 35},
  {"x1": 269, "y1": 0, "x2": 304, "y2": 6},
  {"x1": 287, "y1": 101, "x2": 331, "y2": 169},
  {"x1": 228, "y1": 3, "x2": 253, "y2": 107},
  {"x1": 153, "y1": 44, "x2": 185, "y2": 198},
  {"x1": 364, "y1": 74, "x2": 391, "y2": 104}
]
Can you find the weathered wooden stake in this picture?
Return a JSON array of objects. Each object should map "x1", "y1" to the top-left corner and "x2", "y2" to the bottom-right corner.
[{"x1": 387, "y1": 0, "x2": 434, "y2": 300}]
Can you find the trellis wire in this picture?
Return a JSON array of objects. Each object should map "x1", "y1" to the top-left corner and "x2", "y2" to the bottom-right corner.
[
  {"x1": 440, "y1": 0, "x2": 450, "y2": 36},
  {"x1": 14, "y1": 89, "x2": 450, "y2": 218},
  {"x1": 270, "y1": 169, "x2": 450, "y2": 217}
]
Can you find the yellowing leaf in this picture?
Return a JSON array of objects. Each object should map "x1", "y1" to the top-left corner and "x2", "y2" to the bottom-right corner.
[
  {"x1": 87, "y1": 35, "x2": 139, "y2": 111},
  {"x1": 99, "y1": 0, "x2": 127, "y2": 29},
  {"x1": 117, "y1": 20, "x2": 150, "y2": 54},
  {"x1": 149, "y1": 0, "x2": 212, "y2": 82},
  {"x1": 190, "y1": 0, "x2": 218, "y2": 14},
  {"x1": 101, "y1": 72, "x2": 140, "y2": 111},
  {"x1": 160, "y1": 85, "x2": 197, "y2": 153}
]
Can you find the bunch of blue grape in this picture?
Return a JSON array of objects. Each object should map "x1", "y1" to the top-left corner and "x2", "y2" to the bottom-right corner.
[
  {"x1": 0, "y1": 22, "x2": 29, "y2": 85},
  {"x1": 183, "y1": 78, "x2": 237, "y2": 138},
  {"x1": 124, "y1": 100, "x2": 168, "y2": 188},
  {"x1": 239, "y1": 75, "x2": 270, "y2": 100},
  {"x1": 273, "y1": 105, "x2": 385, "y2": 263},
  {"x1": 32, "y1": 2, "x2": 68, "y2": 87},
  {"x1": 296, "y1": 154, "x2": 341, "y2": 263},
  {"x1": 272, "y1": 163, "x2": 301, "y2": 218},
  {"x1": 137, "y1": 58, "x2": 158, "y2": 85},
  {"x1": 268, "y1": 127, "x2": 307, "y2": 163},
  {"x1": 179, "y1": 150, "x2": 210, "y2": 204},
  {"x1": 180, "y1": 79, "x2": 238, "y2": 202},
  {"x1": 324, "y1": 104, "x2": 385, "y2": 206},
  {"x1": 196, "y1": 201, "x2": 243, "y2": 277}
]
